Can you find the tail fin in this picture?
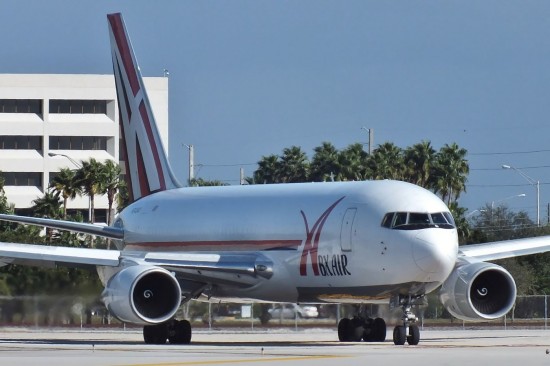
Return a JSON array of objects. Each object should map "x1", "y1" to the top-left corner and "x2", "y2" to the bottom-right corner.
[{"x1": 107, "y1": 13, "x2": 181, "y2": 203}]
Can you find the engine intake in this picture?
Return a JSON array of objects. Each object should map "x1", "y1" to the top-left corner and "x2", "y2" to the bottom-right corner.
[
  {"x1": 101, "y1": 265, "x2": 182, "y2": 324},
  {"x1": 439, "y1": 261, "x2": 516, "y2": 321}
]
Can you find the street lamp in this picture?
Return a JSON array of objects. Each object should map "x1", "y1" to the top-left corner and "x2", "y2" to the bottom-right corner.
[
  {"x1": 502, "y1": 164, "x2": 540, "y2": 226},
  {"x1": 491, "y1": 193, "x2": 526, "y2": 224},
  {"x1": 48, "y1": 152, "x2": 82, "y2": 168}
]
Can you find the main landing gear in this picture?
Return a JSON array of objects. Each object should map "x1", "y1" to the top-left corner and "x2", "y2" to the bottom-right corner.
[
  {"x1": 338, "y1": 307, "x2": 387, "y2": 342},
  {"x1": 143, "y1": 319, "x2": 192, "y2": 344},
  {"x1": 392, "y1": 296, "x2": 421, "y2": 346}
]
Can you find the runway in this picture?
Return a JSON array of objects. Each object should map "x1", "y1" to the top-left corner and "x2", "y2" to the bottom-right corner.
[{"x1": 0, "y1": 327, "x2": 549, "y2": 366}]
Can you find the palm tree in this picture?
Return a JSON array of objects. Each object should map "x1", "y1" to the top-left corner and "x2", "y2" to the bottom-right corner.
[
  {"x1": 50, "y1": 168, "x2": 81, "y2": 220},
  {"x1": 278, "y1": 146, "x2": 310, "y2": 183},
  {"x1": 254, "y1": 155, "x2": 281, "y2": 184},
  {"x1": 338, "y1": 143, "x2": 369, "y2": 181},
  {"x1": 310, "y1": 142, "x2": 341, "y2": 182},
  {"x1": 367, "y1": 142, "x2": 404, "y2": 180},
  {"x1": 432, "y1": 143, "x2": 469, "y2": 205},
  {"x1": 31, "y1": 189, "x2": 62, "y2": 241},
  {"x1": 99, "y1": 160, "x2": 122, "y2": 226},
  {"x1": 403, "y1": 141, "x2": 436, "y2": 188},
  {"x1": 75, "y1": 158, "x2": 103, "y2": 223}
]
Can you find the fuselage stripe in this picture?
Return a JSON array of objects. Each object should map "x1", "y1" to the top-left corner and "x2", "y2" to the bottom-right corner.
[{"x1": 125, "y1": 239, "x2": 302, "y2": 250}]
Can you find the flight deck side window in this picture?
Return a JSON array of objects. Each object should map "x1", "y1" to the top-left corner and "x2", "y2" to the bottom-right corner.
[
  {"x1": 381, "y1": 213, "x2": 394, "y2": 228},
  {"x1": 381, "y1": 211, "x2": 456, "y2": 230}
]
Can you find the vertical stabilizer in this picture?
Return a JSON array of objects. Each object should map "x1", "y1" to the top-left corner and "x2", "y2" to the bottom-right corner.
[{"x1": 107, "y1": 13, "x2": 181, "y2": 203}]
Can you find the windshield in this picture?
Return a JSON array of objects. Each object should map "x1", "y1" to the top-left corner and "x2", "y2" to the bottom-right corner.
[{"x1": 381, "y1": 211, "x2": 455, "y2": 230}]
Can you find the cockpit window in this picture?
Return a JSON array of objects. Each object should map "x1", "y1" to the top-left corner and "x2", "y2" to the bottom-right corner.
[{"x1": 381, "y1": 211, "x2": 455, "y2": 230}]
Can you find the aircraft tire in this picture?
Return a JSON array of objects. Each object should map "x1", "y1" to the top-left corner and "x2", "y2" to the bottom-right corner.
[
  {"x1": 407, "y1": 324, "x2": 420, "y2": 345},
  {"x1": 373, "y1": 317, "x2": 386, "y2": 342},
  {"x1": 337, "y1": 318, "x2": 351, "y2": 342},
  {"x1": 392, "y1": 326, "x2": 406, "y2": 345},
  {"x1": 143, "y1": 323, "x2": 168, "y2": 344},
  {"x1": 168, "y1": 320, "x2": 192, "y2": 344}
]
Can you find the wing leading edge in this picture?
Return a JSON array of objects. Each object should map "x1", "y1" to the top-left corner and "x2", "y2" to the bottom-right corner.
[
  {"x1": 459, "y1": 236, "x2": 550, "y2": 262},
  {"x1": 0, "y1": 214, "x2": 124, "y2": 239}
]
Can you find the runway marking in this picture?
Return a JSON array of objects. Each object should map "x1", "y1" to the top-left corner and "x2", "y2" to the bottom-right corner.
[{"x1": 122, "y1": 354, "x2": 347, "y2": 366}]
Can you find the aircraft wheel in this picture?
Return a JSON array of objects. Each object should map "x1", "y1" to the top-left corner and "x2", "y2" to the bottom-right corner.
[
  {"x1": 338, "y1": 318, "x2": 351, "y2": 342},
  {"x1": 349, "y1": 317, "x2": 364, "y2": 342},
  {"x1": 373, "y1": 317, "x2": 386, "y2": 342},
  {"x1": 168, "y1": 319, "x2": 192, "y2": 344},
  {"x1": 143, "y1": 323, "x2": 168, "y2": 344},
  {"x1": 407, "y1": 324, "x2": 420, "y2": 345},
  {"x1": 392, "y1": 325, "x2": 406, "y2": 345}
]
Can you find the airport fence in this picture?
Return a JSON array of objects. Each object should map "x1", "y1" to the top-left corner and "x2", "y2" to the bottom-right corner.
[{"x1": 0, "y1": 294, "x2": 548, "y2": 329}]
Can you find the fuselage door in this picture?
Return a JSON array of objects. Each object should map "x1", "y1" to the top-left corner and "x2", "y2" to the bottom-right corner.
[{"x1": 340, "y1": 208, "x2": 357, "y2": 252}]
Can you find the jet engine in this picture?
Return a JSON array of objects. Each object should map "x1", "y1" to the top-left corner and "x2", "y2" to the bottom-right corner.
[
  {"x1": 439, "y1": 261, "x2": 516, "y2": 321},
  {"x1": 101, "y1": 265, "x2": 182, "y2": 324}
]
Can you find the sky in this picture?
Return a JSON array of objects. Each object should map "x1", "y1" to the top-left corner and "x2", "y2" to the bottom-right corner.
[{"x1": 3, "y1": 1, "x2": 550, "y2": 221}]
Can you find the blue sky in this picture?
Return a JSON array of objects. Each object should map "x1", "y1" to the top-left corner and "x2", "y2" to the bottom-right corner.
[{"x1": 3, "y1": 1, "x2": 550, "y2": 220}]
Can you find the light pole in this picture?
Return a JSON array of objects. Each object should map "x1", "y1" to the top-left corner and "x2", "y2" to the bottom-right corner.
[
  {"x1": 361, "y1": 127, "x2": 374, "y2": 155},
  {"x1": 491, "y1": 193, "x2": 526, "y2": 224},
  {"x1": 48, "y1": 152, "x2": 82, "y2": 168},
  {"x1": 502, "y1": 164, "x2": 540, "y2": 226}
]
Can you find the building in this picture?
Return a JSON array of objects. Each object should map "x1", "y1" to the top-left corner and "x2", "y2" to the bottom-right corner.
[{"x1": 0, "y1": 74, "x2": 168, "y2": 222}]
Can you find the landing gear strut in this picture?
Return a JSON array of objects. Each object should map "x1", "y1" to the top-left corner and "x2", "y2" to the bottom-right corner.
[
  {"x1": 143, "y1": 319, "x2": 192, "y2": 345},
  {"x1": 337, "y1": 306, "x2": 386, "y2": 342},
  {"x1": 392, "y1": 296, "x2": 422, "y2": 346}
]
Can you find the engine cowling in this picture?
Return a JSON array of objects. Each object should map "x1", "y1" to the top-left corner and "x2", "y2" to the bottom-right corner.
[
  {"x1": 101, "y1": 265, "x2": 182, "y2": 325},
  {"x1": 439, "y1": 261, "x2": 516, "y2": 321}
]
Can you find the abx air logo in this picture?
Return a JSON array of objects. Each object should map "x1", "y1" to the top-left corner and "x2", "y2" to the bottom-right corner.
[{"x1": 299, "y1": 197, "x2": 351, "y2": 277}]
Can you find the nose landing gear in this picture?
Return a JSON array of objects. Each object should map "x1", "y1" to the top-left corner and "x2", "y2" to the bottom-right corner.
[{"x1": 392, "y1": 295, "x2": 423, "y2": 345}]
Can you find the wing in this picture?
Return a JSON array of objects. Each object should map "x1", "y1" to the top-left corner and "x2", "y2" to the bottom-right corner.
[
  {"x1": 0, "y1": 214, "x2": 123, "y2": 239},
  {"x1": 0, "y1": 242, "x2": 121, "y2": 269},
  {"x1": 0, "y1": 214, "x2": 271, "y2": 288},
  {"x1": 459, "y1": 235, "x2": 550, "y2": 262}
]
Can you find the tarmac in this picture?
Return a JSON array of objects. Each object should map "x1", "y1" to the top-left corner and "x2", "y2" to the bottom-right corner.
[{"x1": 0, "y1": 326, "x2": 549, "y2": 366}]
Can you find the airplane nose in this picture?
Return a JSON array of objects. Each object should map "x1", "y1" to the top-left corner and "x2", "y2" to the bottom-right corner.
[{"x1": 413, "y1": 230, "x2": 457, "y2": 274}]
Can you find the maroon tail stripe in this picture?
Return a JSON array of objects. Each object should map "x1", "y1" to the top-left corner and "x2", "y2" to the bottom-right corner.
[
  {"x1": 108, "y1": 14, "x2": 140, "y2": 97},
  {"x1": 139, "y1": 101, "x2": 166, "y2": 190},
  {"x1": 135, "y1": 137, "x2": 151, "y2": 198}
]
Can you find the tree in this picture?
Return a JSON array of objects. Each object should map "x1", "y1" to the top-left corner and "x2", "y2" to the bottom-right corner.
[
  {"x1": 50, "y1": 168, "x2": 81, "y2": 220},
  {"x1": 278, "y1": 146, "x2": 309, "y2": 183},
  {"x1": 100, "y1": 160, "x2": 122, "y2": 226},
  {"x1": 254, "y1": 155, "x2": 281, "y2": 184},
  {"x1": 190, "y1": 178, "x2": 229, "y2": 187},
  {"x1": 432, "y1": 143, "x2": 469, "y2": 205},
  {"x1": 403, "y1": 141, "x2": 436, "y2": 188},
  {"x1": 338, "y1": 143, "x2": 369, "y2": 181},
  {"x1": 367, "y1": 142, "x2": 404, "y2": 180},
  {"x1": 31, "y1": 190, "x2": 62, "y2": 241},
  {"x1": 75, "y1": 158, "x2": 103, "y2": 223},
  {"x1": 310, "y1": 142, "x2": 341, "y2": 182}
]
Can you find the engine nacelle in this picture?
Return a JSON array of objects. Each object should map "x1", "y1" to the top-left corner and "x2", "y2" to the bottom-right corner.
[
  {"x1": 101, "y1": 265, "x2": 182, "y2": 325},
  {"x1": 439, "y1": 261, "x2": 516, "y2": 321}
]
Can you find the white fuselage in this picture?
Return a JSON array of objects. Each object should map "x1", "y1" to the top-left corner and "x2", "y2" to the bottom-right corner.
[{"x1": 115, "y1": 180, "x2": 459, "y2": 303}]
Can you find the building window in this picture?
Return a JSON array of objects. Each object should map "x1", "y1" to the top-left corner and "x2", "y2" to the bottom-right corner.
[
  {"x1": 0, "y1": 99, "x2": 42, "y2": 114},
  {"x1": 49, "y1": 136, "x2": 107, "y2": 151},
  {"x1": 49, "y1": 100, "x2": 107, "y2": 114},
  {"x1": 0, "y1": 136, "x2": 42, "y2": 150},
  {"x1": 3, "y1": 172, "x2": 42, "y2": 187}
]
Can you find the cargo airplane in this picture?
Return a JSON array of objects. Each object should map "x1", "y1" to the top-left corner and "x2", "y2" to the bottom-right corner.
[{"x1": 1, "y1": 12, "x2": 550, "y2": 346}]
